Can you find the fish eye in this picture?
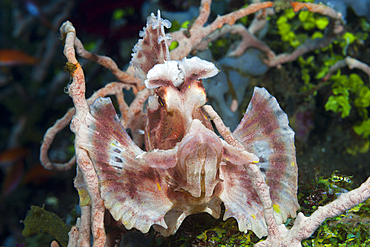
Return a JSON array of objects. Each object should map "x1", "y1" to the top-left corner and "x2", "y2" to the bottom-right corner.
[{"x1": 158, "y1": 96, "x2": 165, "y2": 106}]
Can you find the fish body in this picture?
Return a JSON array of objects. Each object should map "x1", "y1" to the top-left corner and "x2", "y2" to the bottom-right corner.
[
  {"x1": 0, "y1": 49, "x2": 38, "y2": 66},
  {"x1": 78, "y1": 11, "x2": 299, "y2": 238},
  {"x1": 80, "y1": 73, "x2": 298, "y2": 238}
]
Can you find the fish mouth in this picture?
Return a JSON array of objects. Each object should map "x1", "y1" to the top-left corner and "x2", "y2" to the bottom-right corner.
[{"x1": 177, "y1": 120, "x2": 223, "y2": 198}]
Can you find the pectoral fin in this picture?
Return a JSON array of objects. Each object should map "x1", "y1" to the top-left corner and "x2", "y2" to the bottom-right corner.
[{"x1": 79, "y1": 97, "x2": 174, "y2": 232}]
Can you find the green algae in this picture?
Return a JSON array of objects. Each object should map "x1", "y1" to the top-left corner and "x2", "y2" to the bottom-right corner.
[
  {"x1": 22, "y1": 205, "x2": 70, "y2": 247},
  {"x1": 300, "y1": 171, "x2": 370, "y2": 246}
]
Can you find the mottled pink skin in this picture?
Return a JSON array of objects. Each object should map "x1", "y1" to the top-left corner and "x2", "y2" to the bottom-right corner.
[
  {"x1": 80, "y1": 83, "x2": 299, "y2": 238},
  {"x1": 144, "y1": 83, "x2": 212, "y2": 150},
  {"x1": 233, "y1": 88, "x2": 298, "y2": 220},
  {"x1": 176, "y1": 120, "x2": 223, "y2": 198},
  {"x1": 79, "y1": 13, "x2": 298, "y2": 238},
  {"x1": 131, "y1": 11, "x2": 170, "y2": 81},
  {"x1": 144, "y1": 58, "x2": 217, "y2": 151}
]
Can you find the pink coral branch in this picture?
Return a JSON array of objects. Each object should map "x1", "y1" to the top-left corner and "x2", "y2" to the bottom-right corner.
[
  {"x1": 291, "y1": 2, "x2": 342, "y2": 19},
  {"x1": 248, "y1": 8, "x2": 274, "y2": 34},
  {"x1": 264, "y1": 2, "x2": 343, "y2": 68},
  {"x1": 191, "y1": 4, "x2": 275, "y2": 57},
  {"x1": 196, "y1": 23, "x2": 274, "y2": 57},
  {"x1": 323, "y1": 56, "x2": 370, "y2": 81},
  {"x1": 170, "y1": 1, "x2": 273, "y2": 60},
  {"x1": 73, "y1": 37, "x2": 143, "y2": 93},
  {"x1": 66, "y1": 226, "x2": 79, "y2": 247},
  {"x1": 40, "y1": 109, "x2": 76, "y2": 171},
  {"x1": 40, "y1": 82, "x2": 130, "y2": 171},
  {"x1": 171, "y1": 0, "x2": 343, "y2": 70},
  {"x1": 203, "y1": 105, "x2": 244, "y2": 149},
  {"x1": 128, "y1": 88, "x2": 149, "y2": 116},
  {"x1": 256, "y1": 177, "x2": 370, "y2": 246},
  {"x1": 116, "y1": 90, "x2": 129, "y2": 126},
  {"x1": 245, "y1": 164, "x2": 279, "y2": 237},
  {"x1": 265, "y1": 19, "x2": 343, "y2": 67},
  {"x1": 77, "y1": 205, "x2": 92, "y2": 246},
  {"x1": 60, "y1": 21, "x2": 106, "y2": 246},
  {"x1": 210, "y1": 2, "x2": 273, "y2": 28},
  {"x1": 296, "y1": 176, "x2": 370, "y2": 240},
  {"x1": 192, "y1": 0, "x2": 212, "y2": 29},
  {"x1": 177, "y1": 0, "x2": 342, "y2": 70}
]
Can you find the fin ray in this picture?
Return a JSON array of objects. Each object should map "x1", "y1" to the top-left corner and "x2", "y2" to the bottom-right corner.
[
  {"x1": 79, "y1": 97, "x2": 173, "y2": 232},
  {"x1": 232, "y1": 87, "x2": 299, "y2": 234}
]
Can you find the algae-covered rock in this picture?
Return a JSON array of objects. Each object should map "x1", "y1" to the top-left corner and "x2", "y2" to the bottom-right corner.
[{"x1": 22, "y1": 205, "x2": 70, "y2": 247}]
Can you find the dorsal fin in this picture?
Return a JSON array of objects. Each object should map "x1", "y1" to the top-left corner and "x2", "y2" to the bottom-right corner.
[{"x1": 131, "y1": 10, "x2": 171, "y2": 82}]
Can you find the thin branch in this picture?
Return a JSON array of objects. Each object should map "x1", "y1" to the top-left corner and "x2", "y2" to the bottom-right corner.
[
  {"x1": 291, "y1": 2, "x2": 342, "y2": 19},
  {"x1": 204, "y1": 104, "x2": 280, "y2": 241},
  {"x1": 40, "y1": 82, "x2": 129, "y2": 171},
  {"x1": 73, "y1": 37, "x2": 143, "y2": 92},
  {"x1": 323, "y1": 56, "x2": 370, "y2": 81},
  {"x1": 265, "y1": 19, "x2": 343, "y2": 67},
  {"x1": 170, "y1": 1, "x2": 273, "y2": 60},
  {"x1": 256, "y1": 176, "x2": 370, "y2": 246},
  {"x1": 40, "y1": 109, "x2": 76, "y2": 171},
  {"x1": 60, "y1": 21, "x2": 106, "y2": 246}
]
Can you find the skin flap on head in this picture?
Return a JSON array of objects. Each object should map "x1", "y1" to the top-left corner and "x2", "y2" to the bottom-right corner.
[{"x1": 145, "y1": 56, "x2": 219, "y2": 89}]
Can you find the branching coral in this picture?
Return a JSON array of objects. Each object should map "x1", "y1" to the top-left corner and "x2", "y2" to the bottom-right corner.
[{"x1": 39, "y1": 1, "x2": 370, "y2": 246}]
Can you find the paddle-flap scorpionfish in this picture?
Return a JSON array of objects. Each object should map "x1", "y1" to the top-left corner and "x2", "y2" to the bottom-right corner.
[{"x1": 79, "y1": 11, "x2": 299, "y2": 238}]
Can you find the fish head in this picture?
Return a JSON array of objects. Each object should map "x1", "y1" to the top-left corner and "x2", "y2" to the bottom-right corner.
[{"x1": 144, "y1": 57, "x2": 218, "y2": 150}]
